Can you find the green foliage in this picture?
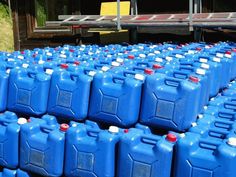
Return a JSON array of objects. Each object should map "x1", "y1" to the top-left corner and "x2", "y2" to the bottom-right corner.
[
  {"x1": 0, "y1": 2, "x2": 14, "y2": 52},
  {"x1": 35, "y1": 0, "x2": 47, "y2": 26}
]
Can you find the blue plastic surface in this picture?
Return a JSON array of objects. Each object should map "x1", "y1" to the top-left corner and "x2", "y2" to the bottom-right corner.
[
  {"x1": 174, "y1": 132, "x2": 236, "y2": 177},
  {"x1": 20, "y1": 115, "x2": 66, "y2": 176},
  {"x1": 89, "y1": 72, "x2": 143, "y2": 127},
  {"x1": 47, "y1": 70, "x2": 92, "y2": 120},
  {"x1": 140, "y1": 73, "x2": 201, "y2": 131},
  {"x1": 64, "y1": 121, "x2": 120, "y2": 177},
  {"x1": 7, "y1": 69, "x2": 51, "y2": 116},
  {"x1": 0, "y1": 112, "x2": 21, "y2": 168},
  {"x1": 117, "y1": 128, "x2": 175, "y2": 177}
]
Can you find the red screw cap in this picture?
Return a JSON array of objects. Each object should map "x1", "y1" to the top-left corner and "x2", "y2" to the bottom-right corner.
[
  {"x1": 69, "y1": 49, "x2": 75, "y2": 52},
  {"x1": 232, "y1": 48, "x2": 236, "y2": 52},
  {"x1": 60, "y1": 123, "x2": 69, "y2": 132},
  {"x1": 153, "y1": 64, "x2": 163, "y2": 69},
  {"x1": 196, "y1": 47, "x2": 202, "y2": 51},
  {"x1": 21, "y1": 51, "x2": 25, "y2": 54},
  {"x1": 226, "y1": 51, "x2": 231, "y2": 55},
  {"x1": 166, "y1": 133, "x2": 177, "y2": 143},
  {"x1": 74, "y1": 61, "x2": 80, "y2": 65},
  {"x1": 27, "y1": 119, "x2": 31, "y2": 122},
  {"x1": 128, "y1": 55, "x2": 135, "y2": 59},
  {"x1": 144, "y1": 68, "x2": 154, "y2": 75},
  {"x1": 189, "y1": 76, "x2": 199, "y2": 83},
  {"x1": 124, "y1": 129, "x2": 129, "y2": 133},
  {"x1": 60, "y1": 63, "x2": 68, "y2": 69}
]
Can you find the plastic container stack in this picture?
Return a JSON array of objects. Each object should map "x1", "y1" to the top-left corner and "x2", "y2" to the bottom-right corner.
[{"x1": 0, "y1": 41, "x2": 235, "y2": 176}]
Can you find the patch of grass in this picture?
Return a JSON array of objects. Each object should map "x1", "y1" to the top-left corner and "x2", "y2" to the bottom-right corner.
[{"x1": 0, "y1": 3, "x2": 14, "y2": 52}]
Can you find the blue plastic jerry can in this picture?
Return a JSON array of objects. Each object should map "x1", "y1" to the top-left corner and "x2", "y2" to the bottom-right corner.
[
  {"x1": 20, "y1": 115, "x2": 68, "y2": 177},
  {"x1": 0, "y1": 112, "x2": 28, "y2": 169},
  {"x1": 47, "y1": 70, "x2": 92, "y2": 120},
  {"x1": 117, "y1": 128, "x2": 176, "y2": 177},
  {"x1": 193, "y1": 62, "x2": 220, "y2": 97},
  {"x1": 7, "y1": 68, "x2": 51, "y2": 116},
  {"x1": 140, "y1": 73, "x2": 201, "y2": 132},
  {"x1": 89, "y1": 72, "x2": 143, "y2": 127},
  {"x1": 0, "y1": 65, "x2": 10, "y2": 111},
  {"x1": 174, "y1": 132, "x2": 236, "y2": 177},
  {"x1": 64, "y1": 122, "x2": 121, "y2": 177}
]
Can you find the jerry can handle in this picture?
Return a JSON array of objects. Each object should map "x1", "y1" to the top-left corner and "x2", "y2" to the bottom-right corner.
[
  {"x1": 218, "y1": 111, "x2": 235, "y2": 119},
  {"x1": 27, "y1": 71, "x2": 37, "y2": 79},
  {"x1": 112, "y1": 75, "x2": 126, "y2": 84},
  {"x1": 40, "y1": 124, "x2": 54, "y2": 133},
  {"x1": 94, "y1": 64, "x2": 104, "y2": 69},
  {"x1": 224, "y1": 102, "x2": 236, "y2": 110},
  {"x1": 86, "y1": 128, "x2": 100, "y2": 137},
  {"x1": 123, "y1": 70, "x2": 136, "y2": 77},
  {"x1": 133, "y1": 66, "x2": 145, "y2": 72},
  {"x1": 199, "y1": 139, "x2": 221, "y2": 151},
  {"x1": 208, "y1": 129, "x2": 229, "y2": 139},
  {"x1": 214, "y1": 119, "x2": 233, "y2": 130},
  {"x1": 172, "y1": 70, "x2": 188, "y2": 79},
  {"x1": 70, "y1": 73, "x2": 79, "y2": 81},
  {"x1": 179, "y1": 66, "x2": 195, "y2": 72},
  {"x1": 136, "y1": 62, "x2": 149, "y2": 67},
  {"x1": 164, "y1": 77, "x2": 181, "y2": 87},
  {"x1": 141, "y1": 135, "x2": 160, "y2": 146}
]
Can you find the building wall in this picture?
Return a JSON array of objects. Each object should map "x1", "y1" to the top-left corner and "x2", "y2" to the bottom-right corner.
[{"x1": 11, "y1": 0, "x2": 236, "y2": 50}]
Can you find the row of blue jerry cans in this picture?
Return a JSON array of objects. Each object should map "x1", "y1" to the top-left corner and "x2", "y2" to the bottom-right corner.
[
  {"x1": 0, "y1": 111, "x2": 176, "y2": 177},
  {"x1": 173, "y1": 83, "x2": 236, "y2": 177},
  {"x1": 0, "y1": 60, "x2": 229, "y2": 131}
]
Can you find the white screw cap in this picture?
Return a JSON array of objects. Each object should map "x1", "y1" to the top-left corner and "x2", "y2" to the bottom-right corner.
[
  {"x1": 199, "y1": 58, "x2": 208, "y2": 63},
  {"x1": 216, "y1": 53, "x2": 224, "y2": 58},
  {"x1": 204, "y1": 106, "x2": 208, "y2": 110},
  {"x1": 139, "y1": 54, "x2": 146, "y2": 58},
  {"x1": 198, "y1": 114, "x2": 203, "y2": 119},
  {"x1": 165, "y1": 56, "x2": 173, "y2": 61},
  {"x1": 101, "y1": 66, "x2": 110, "y2": 72},
  {"x1": 196, "y1": 68, "x2": 206, "y2": 75},
  {"x1": 155, "y1": 58, "x2": 163, "y2": 62},
  {"x1": 210, "y1": 97, "x2": 215, "y2": 101},
  {"x1": 108, "y1": 126, "x2": 119, "y2": 133},
  {"x1": 6, "y1": 69, "x2": 11, "y2": 74},
  {"x1": 176, "y1": 54, "x2": 184, "y2": 59},
  {"x1": 88, "y1": 71, "x2": 96, "y2": 77},
  {"x1": 213, "y1": 57, "x2": 221, "y2": 62},
  {"x1": 227, "y1": 137, "x2": 236, "y2": 147},
  {"x1": 38, "y1": 60, "x2": 45, "y2": 64},
  {"x1": 201, "y1": 63, "x2": 210, "y2": 69},
  {"x1": 111, "y1": 61, "x2": 120, "y2": 67},
  {"x1": 45, "y1": 69, "x2": 53, "y2": 75},
  {"x1": 22, "y1": 63, "x2": 29, "y2": 68},
  {"x1": 46, "y1": 52, "x2": 52, "y2": 56},
  {"x1": 134, "y1": 74, "x2": 145, "y2": 81},
  {"x1": 154, "y1": 50, "x2": 160, "y2": 54},
  {"x1": 18, "y1": 117, "x2": 27, "y2": 125},
  {"x1": 191, "y1": 122, "x2": 197, "y2": 127},
  {"x1": 179, "y1": 133, "x2": 186, "y2": 138},
  {"x1": 18, "y1": 55, "x2": 24, "y2": 60},
  {"x1": 116, "y1": 58, "x2": 124, "y2": 63}
]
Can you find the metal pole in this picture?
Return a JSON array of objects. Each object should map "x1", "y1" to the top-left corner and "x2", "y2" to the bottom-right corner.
[
  {"x1": 189, "y1": 0, "x2": 193, "y2": 31},
  {"x1": 117, "y1": 0, "x2": 121, "y2": 30}
]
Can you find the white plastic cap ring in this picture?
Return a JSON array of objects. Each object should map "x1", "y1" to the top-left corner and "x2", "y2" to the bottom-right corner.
[
  {"x1": 18, "y1": 117, "x2": 27, "y2": 125},
  {"x1": 101, "y1": 66, "x2": 110, "y2": 72},
  {"x1": 227, "y1": 137, "x2": 236, "y2": 147},
  {"x1": 108, "y1": 126, "x2": 119, "y2": 133},
  {"x1": 196, "y1": 68, "x2": 206, "y2": 75},
  {"x1": 134, "y1": 74, "x2": 145, "y2": 81}
]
